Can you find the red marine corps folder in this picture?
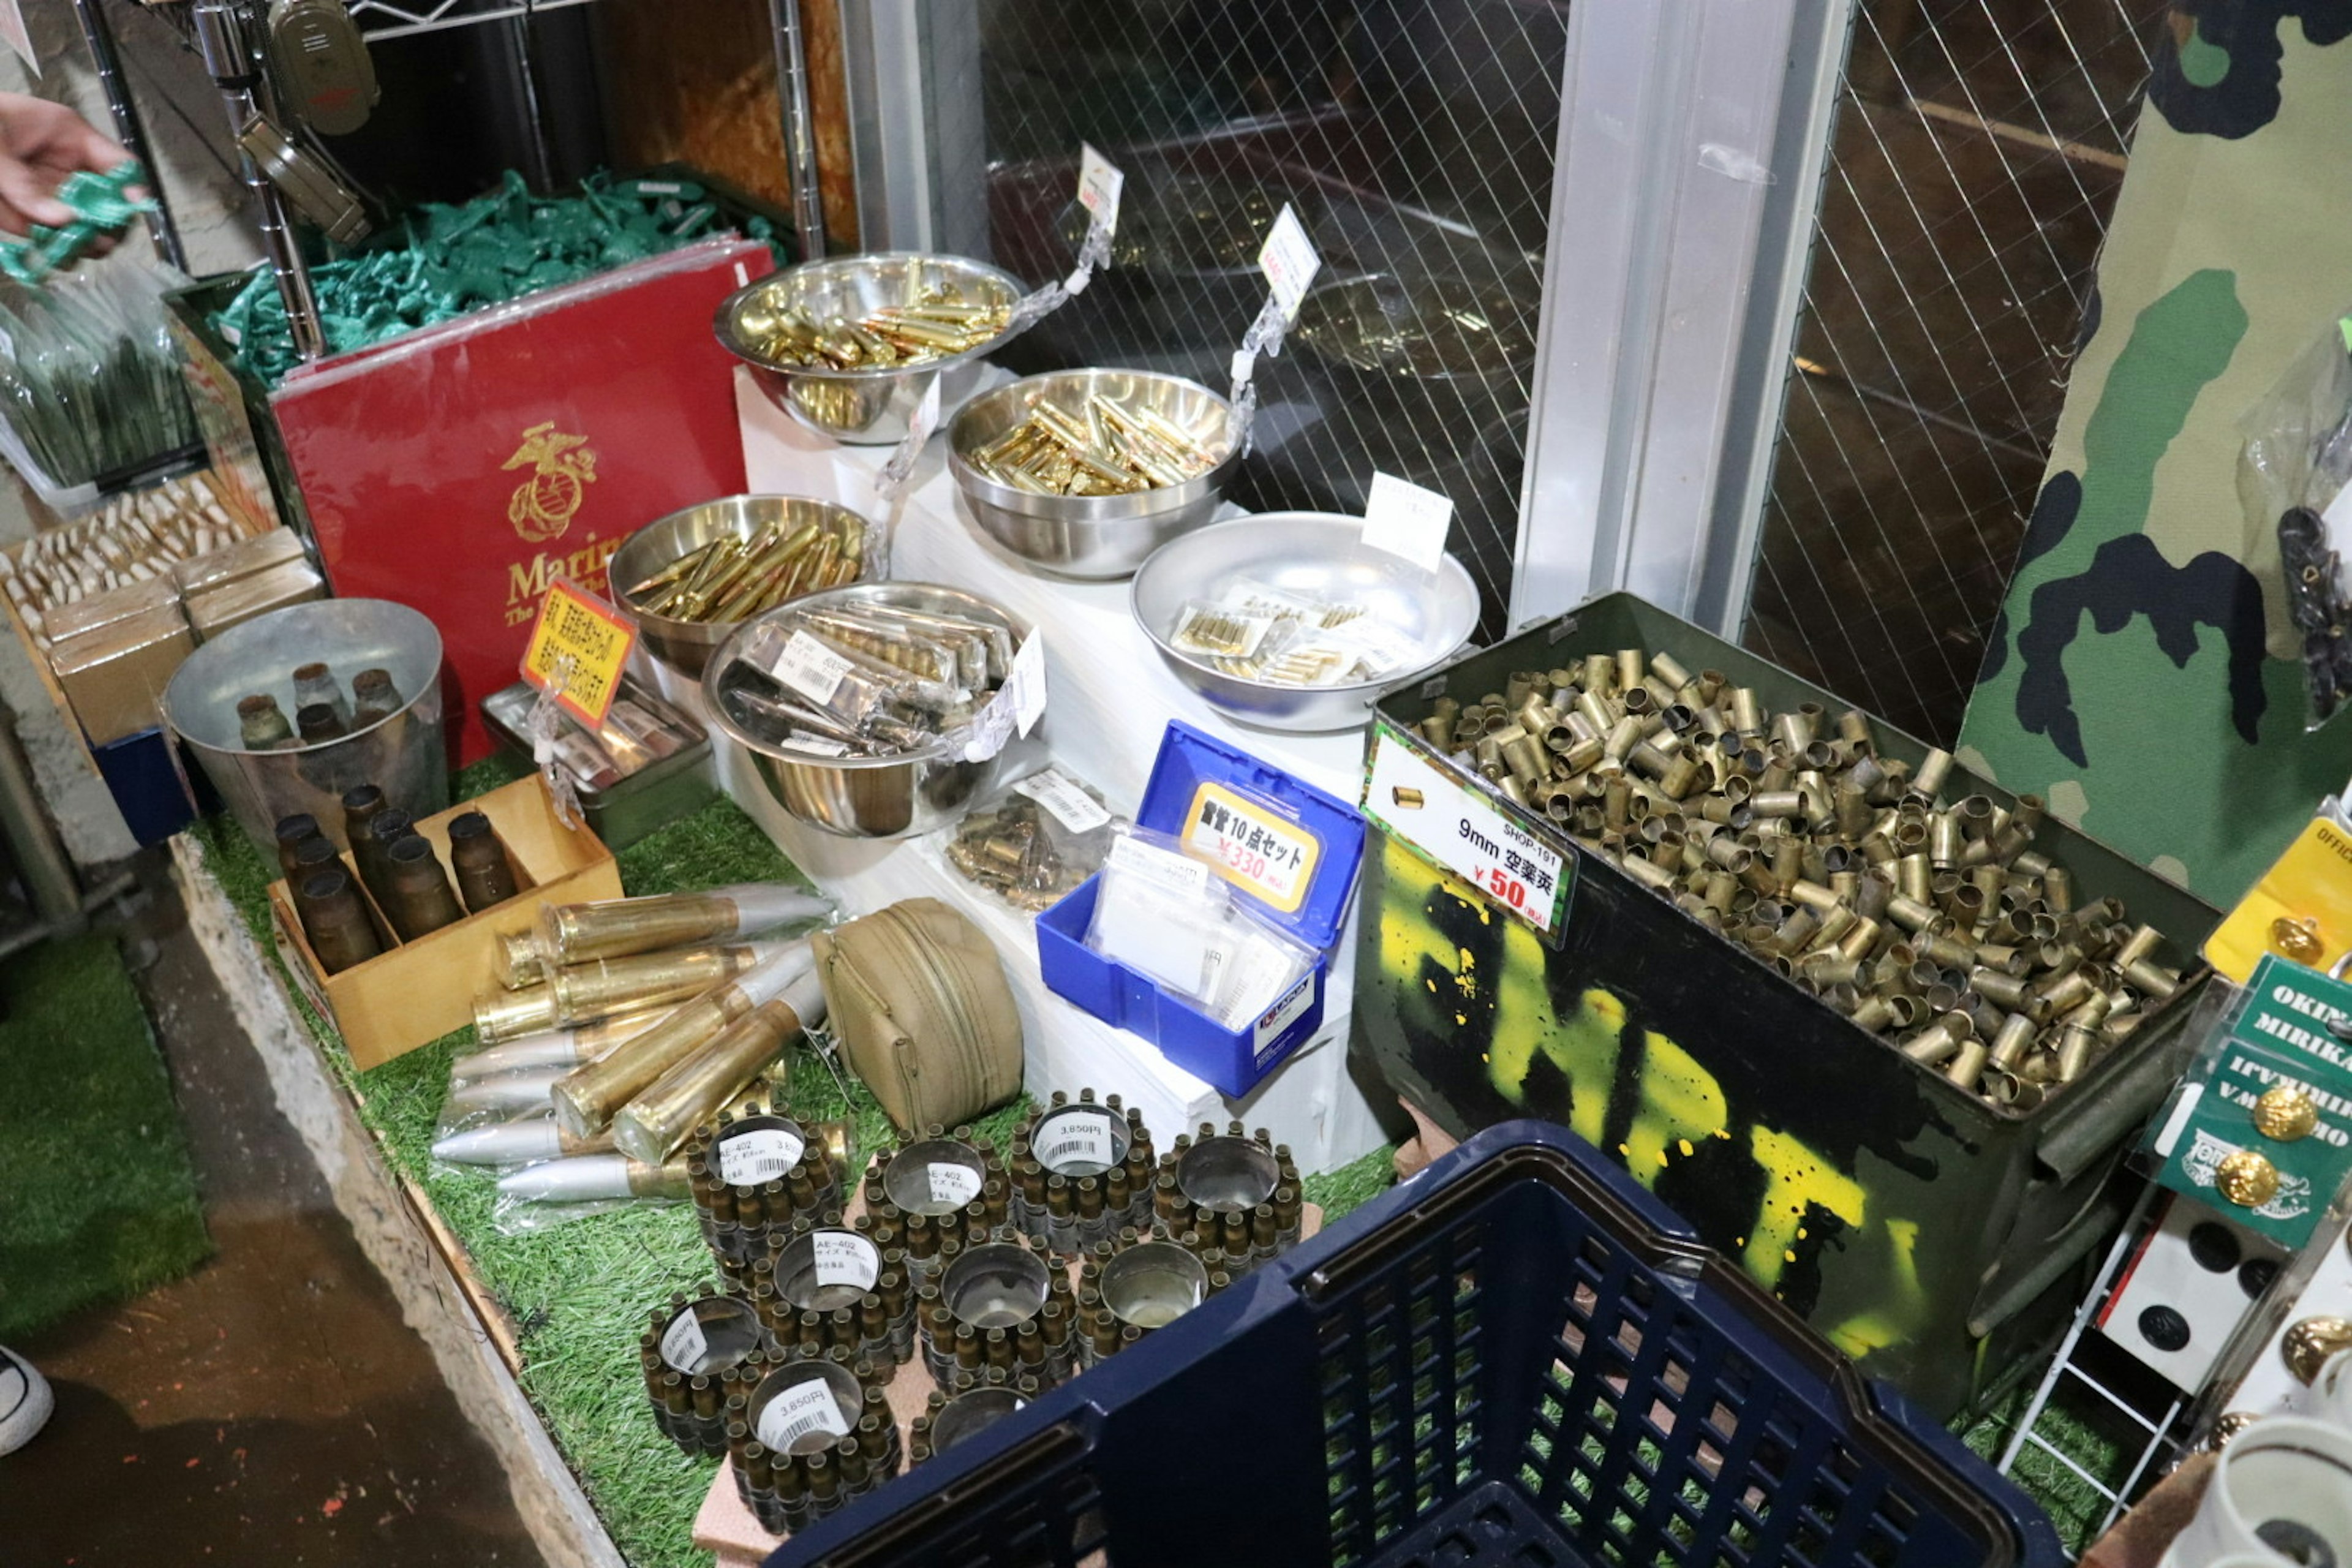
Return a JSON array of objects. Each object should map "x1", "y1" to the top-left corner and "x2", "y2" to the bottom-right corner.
[{"x1": 274, "y1": 236, "x2": 770, "y2": 762}]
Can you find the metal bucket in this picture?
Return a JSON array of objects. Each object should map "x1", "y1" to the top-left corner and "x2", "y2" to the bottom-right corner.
[{"x1": 162, "y1": 598, "x2": 447, "y2": 856}]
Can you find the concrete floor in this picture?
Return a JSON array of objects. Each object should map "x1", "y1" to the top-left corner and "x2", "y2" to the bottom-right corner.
[{"x1": 6, "y1": 858, "x2": 544, "y2": 1567}]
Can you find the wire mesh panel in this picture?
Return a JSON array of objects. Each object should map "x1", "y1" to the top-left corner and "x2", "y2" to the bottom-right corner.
[
  {"x1": 1743, "y1": 0, "x2": 2165, "y2": 745},
  {"x1": 978, "y1": 0, "x2": 1572, "y2": 638}
]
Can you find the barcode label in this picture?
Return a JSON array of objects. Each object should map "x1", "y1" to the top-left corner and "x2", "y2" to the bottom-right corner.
[
  {"x1": 770, "y1": 630, "x2": 851, "y2": 704},
  {"x1": 719, "y1": 1127, "x2": 805, "y2": 1187},
  {"x1": 1037, "y1": 1110, "x2": 1119, "y2": 1172},
  {"x1": 660, "y1": 1309, "x2": 709, "y2": 1373},
  {"x1": 1015, "y1": 767, "x2": 1111, "y2": 833},
  {"x1": 813, "y1": 1232, "x2": 880, "y2": 1291},
  {"x1": 928, "y1": 1163, "x2": 982, "y2": 1207},
  {"x1": 756, "y1": 1380, "x2": 850, "y2": 1452}
]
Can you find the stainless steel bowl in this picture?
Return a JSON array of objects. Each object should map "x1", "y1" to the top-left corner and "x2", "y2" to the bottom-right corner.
[
  {"x1": 162, "y1": 597, "x2": 447, "y2": 857},
  {"x1": 947, "y1": 369, "x2": 1239, "y2": 580},
  {"x1": 701, "y1": 582, "x2": 1031, "y2": 839},
  {"x1": 610, "y1": 495, "x2": 870, "y2": 677},
  {"x1": 1129, "y1": 513, "x2": 1480, "y2": 733},
  {"x1": 715, "y1": 253, "x2": 1029, "y2": 445}
]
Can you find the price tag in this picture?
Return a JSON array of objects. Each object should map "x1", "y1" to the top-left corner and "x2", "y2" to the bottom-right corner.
[
  {"x1": 1107, "y1": 834, "x2": 1213, "y2": 899},
  {"x1": 1183, "y1": 781, "x2": 1321, "y2": 915},
  {"x1": 1035, "y1": 1108, "x2": 1121, "y2": 1173},
  {"x1": 1077, "y1": 143, "x2": 1124, "y2": 234},
  {"x1": 1360, "y1": 472, "x2": 1455, "y2": 576},
  {"x1": 1258, "y1": 203, "x2": 1321, "y2": 321},
  {"x1": 1360, "y1": 722, "x2": 1572, "y2": 937},
  {"x1": 927, "y1": 1163, "x2": 982, "y2": 1207},
  {"x1": 519, "y1": 578, "x2": 637, "y2": 729},
  {"x1": 1010, "y1": 631, "x2": 1047, "y2": 736},
  {"x1": 769, "y1": 630, "x2": 852, "y2": 704},
  {"x1": 812, "y1": 1232, "x2": 880, "y2": 1291},
  {"x1": 718, "y1": 1126, "x2": 805, "y2": 1187},
  {"x1": 1015, "y1": 767, "x2": 1112, "y2": 833},
  {"x1": 1324, "y1": 616, "x2": 1428, "y2": 677},
  {"x1": 660, "y1": 1308, "x2": 709, "y2": 1373},
  {"x1": 756, "y1": 1379, "x2": 851, "y2": 1452}
]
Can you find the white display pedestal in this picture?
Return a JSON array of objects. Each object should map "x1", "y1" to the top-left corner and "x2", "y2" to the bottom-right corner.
[{"x1": 637, "y1": 371, "x2": 1391, "y2": 1175}]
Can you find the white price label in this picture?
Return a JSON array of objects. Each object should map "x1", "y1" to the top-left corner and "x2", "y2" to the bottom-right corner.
[
  {"x1": 1324, "y1": 616, "x2": 1427, "y2": 676},
  {"x1": 1254, "y1": 974, "x2": 1316, "y2": 1057},
  {"x1": 1107, "y1": 834, "x2": 1213, "y2": 899},
  {"x1": 756, "y1": 1380, "x2": 851, "y2": 1452},
  {"x1": 1035, "y1": 1109, "x2": 1120, "y2": 1172},
  {"x1": 1009, "y1": 631, "x2": 1047, "y2": 737},
  {"x1": 660, "y1": 1309, "x2": 709, "y2": 1373},
  {"x1": 1258, "y1": 203, "x2": 1321, "y2": 320},
  {"x1": 1077, "y1": 143, "x2": 1125, "y2": 235},
  {"x1": 1015, "y1": 768, "x2": 1112, "y2": 833},
  {"x1": 1360, "y1": 472, "x2": 1455, "y2": 575},
  {"x1": 770, "y1": 630, "x2": 851, "y2": 705},
  {"x1": 718, "y1": 1127, "x2": 805, "y2": 1187},
  {"x1": 813, "y1": 1232, "x2": 881, "y2": 1292},
  {"x1": 927, "y1": 1163, "x2": 982, "y2": 1207},
  {"x1": 1362, "y1": 725, "x2": 1570, "y2": 935}
]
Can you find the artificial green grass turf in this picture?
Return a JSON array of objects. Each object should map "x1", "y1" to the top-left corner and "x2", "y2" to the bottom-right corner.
[
  {"x1": 0, "y1": 930, "x2": 212, "y2": 1340},
  {"x1": 189, "y1": 781, "x2": 1044, "y2": 1568}
]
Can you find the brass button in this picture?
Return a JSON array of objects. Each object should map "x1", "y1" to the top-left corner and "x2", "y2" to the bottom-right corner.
[
  {"x1": 2272, "y1": 916, "x2": 2324, "y2": 965},
  {"x1": 2255, "y1": 1084, "x2": 2320, "y2": 1142},
  {"x1": 2218, "y1": 1149, "x2": 2282, "y2": 1208},
  {"x1": 2207, "y1": 1410, "x2": 2265, "y2": 1450},
  {"x1": 2284, "y1": 1316, "x2": 2352, "y2": 1385}
]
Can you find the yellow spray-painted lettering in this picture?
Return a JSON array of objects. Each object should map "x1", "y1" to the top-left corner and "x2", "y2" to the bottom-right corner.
[
  {"x1": 1621, "y1": 1028, "x2": 1728, "y2": 1191},
  {"x1": 1744, "y1": 1125, "x2": 1866, "y2": 1287}
]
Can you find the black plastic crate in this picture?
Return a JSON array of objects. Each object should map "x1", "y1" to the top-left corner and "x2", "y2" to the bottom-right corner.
[
  {"x1": 763, "y1": 1123, "x2": 2063, "y2": 1568},
  {"x1": 1355, "y1": 593, "x2": 2220, "y2": 1419}
]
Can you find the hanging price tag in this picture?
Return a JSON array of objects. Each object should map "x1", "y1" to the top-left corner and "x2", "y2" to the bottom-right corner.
[
  {"x1": 1360, "y1": 722, "x2": 1572, "y2": 937},
  {"x1": 1077, "y1": 143, "x2": 1125, "y2": 235},
  {"x1": 519, "y1": 578, "x2": 636, "y2": 729},
  {"x1": 1009, "y1": 630, "x2": 1047, "y2": 736},
  {"x1": 1258, "y1": 203, "x2": 1321, "y2": 320},
  {"x1": 1360, "y1": 472, "x2": 1455, "y2": 575}
]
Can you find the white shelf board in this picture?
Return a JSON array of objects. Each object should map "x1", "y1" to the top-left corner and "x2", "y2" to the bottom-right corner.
[{"x1": 627, "y1": 373, "x2": 1393, "y2": 1174}]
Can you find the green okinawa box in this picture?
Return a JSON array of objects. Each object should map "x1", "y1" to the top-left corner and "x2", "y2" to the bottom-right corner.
[
  {"x1": 1354, "y1": 591, "x2": 2220, "y2": 1419},
  {"x1": 163, "y1": 165, "x2": 791, "y2": 544}
]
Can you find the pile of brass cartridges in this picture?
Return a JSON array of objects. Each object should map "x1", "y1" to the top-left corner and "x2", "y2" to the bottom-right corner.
[
  {"x1": 963, "y1": 394, "x2": 1219, "y2": 496},
  {"x1": 1414, "y1": 649, "x2": 2186, "y2": 1110},
  {"x1": 625, "y1": 512, "x2": 865, "y2": 624},
  {"x1": 729, "y1": 279, "x2": 1010, "y2": 370}
]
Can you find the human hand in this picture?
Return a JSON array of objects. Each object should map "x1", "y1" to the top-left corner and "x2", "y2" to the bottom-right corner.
[{"x1": 0, "y1": 92, "x2": 133, "y2": 238}]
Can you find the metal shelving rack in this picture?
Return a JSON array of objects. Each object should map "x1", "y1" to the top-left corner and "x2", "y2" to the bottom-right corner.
[{"x1": 74, "y1": 0, "x2": 826, "y2": 366}]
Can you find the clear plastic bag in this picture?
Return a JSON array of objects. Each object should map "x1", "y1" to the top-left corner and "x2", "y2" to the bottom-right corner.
[
  {"x1": 942, "y1": 764, "x2": 1125, "y2": 912},
  {"x1": 720, "y1": 601, "x2": 1022, "y2": 758},
  {"x1": 1084, "y1": 826, "x2": 1316, "y2": 1026},
  {"x1": 488, "y1": 1152, "x2": 692, "y2": 1232},
  {"x1": 2242, "y1": 320, "x2": 2352, "y2": 729}
]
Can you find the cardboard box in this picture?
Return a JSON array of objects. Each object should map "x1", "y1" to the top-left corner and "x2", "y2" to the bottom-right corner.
[
  {"x1": 174, "y1": 526, "x2": 309, "y2": 596},
  {"x1": 266, "y1": 774, "x2": 622, "y2": 1069},
  {"x1": 185, "y1": 557, "x2": 326, "y2": 641},
  {"x1": 39, "y1": 575, "x2": 178, "y2": 647},
  {"x1": 50, "y1": 601, "x2": 194, "y2": 745}
]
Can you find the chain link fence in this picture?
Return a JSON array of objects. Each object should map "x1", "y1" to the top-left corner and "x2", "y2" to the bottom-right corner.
[
  {"x1": 978, "y1": 0, "x2": 1572, "y2": 638},
  {"x1": 1743, "y1": 0, "x2": 2163, "y2": 745}
]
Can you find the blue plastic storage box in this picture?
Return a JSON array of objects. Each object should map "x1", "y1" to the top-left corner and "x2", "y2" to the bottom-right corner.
[
  {"x1": 1035, "y1": 720, "x2": 1366, "y2": 1097},
  {"x1": 761, "y1": 1120, "x2": 2066, "y2": 1568}
]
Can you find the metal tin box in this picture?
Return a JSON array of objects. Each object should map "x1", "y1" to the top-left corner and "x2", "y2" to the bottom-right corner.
[
  {"x1": 1352, "y1": 592, "x2": 2220, "y2": 1419},
  {"x1": 481, "y1": 677, "x2": 715, "y2": 849}
]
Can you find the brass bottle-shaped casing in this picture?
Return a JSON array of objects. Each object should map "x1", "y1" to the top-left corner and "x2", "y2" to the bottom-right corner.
[
  {"x1": 383, "y1": 835, "x2": 464, "y2": 940},
  {"x1": 611, "y1": 979, "x2": 824, "y2": 1163},
  {"x1": 540, "y1": 886, "x2": 829, "y2": 965},
  {"x1": 549, "y1": 944, "x2": 811, "y2": 1137},
  {"x1": 447, "y1": 810, "x2": 519, "y2": 913},
  {"x1": 295, "y1": 865, "x2": 383, "y2": 973}
]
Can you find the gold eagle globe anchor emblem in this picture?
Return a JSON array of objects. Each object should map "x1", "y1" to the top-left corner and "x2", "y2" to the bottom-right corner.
[{"x1": 503, "y1": 421, "x2": 598, "y2": 542}]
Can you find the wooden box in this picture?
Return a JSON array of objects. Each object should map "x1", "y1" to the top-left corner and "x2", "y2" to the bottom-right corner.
[{"x1": 267, "y1": 774, "x2": 622, "y2": 1068}]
